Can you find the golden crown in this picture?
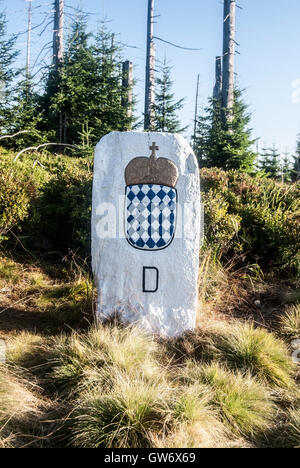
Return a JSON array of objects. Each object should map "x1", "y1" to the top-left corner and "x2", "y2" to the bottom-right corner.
[{"x1": 125, "y1": 142, "x2": 179, "y2": 188}]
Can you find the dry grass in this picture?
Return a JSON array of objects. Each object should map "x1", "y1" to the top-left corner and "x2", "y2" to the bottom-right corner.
[
  {"x1": 179, "y1": 362, "x2": 275, "y2": 439},
  {"x1": 164, "y1": 319, "x2": 295, "y2": 389},
  {"x1": 0, "y1": 366, "x2": 48, "y2": 448},
  {"x1": 0, "y1": 255, "x2": 94, "y2": 336},
  {"x1": 280, "y1": 408, "x2": 300, "y2": 448},
  {"x1": 6, "y1": 332, "x2": 45, "y2": 367},
  {"x1": 155, "y1": 384, "x2": 232, "y2": 448},
  {"x1": 198, "y1": 252, "x2": 257, "y2": 319},
  {"x1": 0, "y1": 254, "x2": 299, "y2": 448},
  {"x1": 72, "y1": 373, "x2": 172, "y2": 448},
  {"x1": 42, "y1": 325, "x2": 163, "y2": 398},
  {"x1": 208, "y1": 321, "x2": 296, "y2": 388}
]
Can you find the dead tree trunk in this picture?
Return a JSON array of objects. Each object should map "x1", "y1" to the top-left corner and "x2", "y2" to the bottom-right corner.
[
  {"x1": 53, "y1": 0, "x2": 65, "y2": 142},
  {"x1": 26, "y1": 0, "x2": 33, "y2": 88},
  {"x1": 144, "y1": 0, "x2": 155, "y2": 130},
  {"x1": 53, "y1": 0, "x2": 64, "y2": 70},
  {"x1": 213, "y1": 56, "x2": 222, "y2": 102},
  {"x1": 122, "y1": 61, "x2": 134, "y2": 125},
  {"x1": 222, "y1": 0, "x2": 236, "y2": 124},
  {"x1": 193, "y1": 74, "x2": 200, "y2": 149}
]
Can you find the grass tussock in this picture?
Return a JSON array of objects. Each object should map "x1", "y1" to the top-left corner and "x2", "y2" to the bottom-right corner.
[
  {"x1": 29, "y1": 324, "x2": 284, "y2": 447},
  {"x1": 0, "y1": 367, "x2": 47, "y2": 448},
  {"x1": 279, "y1": 304, "x2": 300, "y2": 341},
  {"x1": 179, "y1": 362, "x2": 275, "y2": 439},
  {"x1": 1, "y1": 320, "x2": 299, "y2": 448},
  {"x1": 166, "y1": 320, "x2": 295, "y2": 389},
  {"x1": 209, "y1": 322, "x2": 295, "y2": 388},
  {"x1": 43, "y1": 325, "x2": 161, "y2": 396},
  {"x1": 156, "y1": 384, "x2": 232, "y2": 449},
  {"x1": 269, "y1": 407, "x2": 300, "y2": 448},
  {"x1": 280, "y1": 408, "x2": 300, "y2": 448},
  {"x1": 6, "y1": 332, "x2": 45, "y2": 367},
  {"x1": 72, "y1": 374, "x2": 171, "y2": 448}
]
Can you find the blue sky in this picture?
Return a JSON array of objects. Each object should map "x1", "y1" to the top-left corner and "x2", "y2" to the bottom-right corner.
[{"x1": 4, "y1": 0, "x2": 300, "y2": 155}]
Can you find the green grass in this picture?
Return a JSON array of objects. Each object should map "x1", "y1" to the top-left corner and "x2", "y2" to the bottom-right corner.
[
  {"x1": 71, "y1": 374, "x2": 170, "y2": 448},
  {"x1": 209, "y1": 322, "x2": 295, "y2": 388},
  {"x1": 180, "y1": 362, "x2": 275, "y2": 439},
  {"x1": 6, "y1": 332, "x2": 45, "y2": 367},
  {"x1": 43, "y1": 325, "x2": 161, "y2": 396},
  {"x1": 0, "y1": 259, "x2": 20, "y2": 284},
  {"x1": 34, "y1": 277, "x2": 95, "y2": 329},
  {"x1": 279, "y1": 304, "x2": 300, "y2": 341},
  {"x1": 162, "y1": 384, "x2": 232, "y2": 448},
  {"x1": 269, "y1": 407, "x2": 300, "y2": 448},
  {"x1": 2, "y1": 320, "x2": 299, "y2": 448}
]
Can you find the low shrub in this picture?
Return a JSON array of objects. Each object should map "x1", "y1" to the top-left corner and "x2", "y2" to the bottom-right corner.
[
  {"x1": 1, "y1": 153, "x2": 299, "y2": 273},
  {"x1": 201, "y1": 168, "x2": 300, "y2": 275},
  {"x1": 30, "y1": 163, "x2": 93, "y2": 255},
  {"x1": 202, "y1": 190, "x2": 241, "y2": 256},
  {"x1": 0, "y1": 152, "x2": 92, "y2": 255},
  {"x1": 0, "y1": 155, "x2": 46, "y2": 242}
]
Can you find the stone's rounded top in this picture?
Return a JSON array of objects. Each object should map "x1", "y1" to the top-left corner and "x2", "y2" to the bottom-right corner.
[{"x1": 125, "y1": 141, "x2": 179, "y2": 188}]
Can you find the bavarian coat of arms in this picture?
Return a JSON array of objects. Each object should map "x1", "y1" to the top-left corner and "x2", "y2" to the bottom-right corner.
[{"x1": 124, "y1": 142, "x2": 179, "y2": 251}]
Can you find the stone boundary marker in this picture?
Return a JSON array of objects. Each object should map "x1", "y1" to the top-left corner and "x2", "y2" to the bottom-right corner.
[{"x1": 92, "y1": 131, "x2": 201, "y2": 337}]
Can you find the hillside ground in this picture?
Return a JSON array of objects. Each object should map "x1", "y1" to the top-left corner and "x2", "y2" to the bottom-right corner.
[
  {"x1": 0, "y1": 152, "x2": 299, "y2": 448},
  {"x1": 0, "y1": 249, "x2": 299, "y2": 448}
]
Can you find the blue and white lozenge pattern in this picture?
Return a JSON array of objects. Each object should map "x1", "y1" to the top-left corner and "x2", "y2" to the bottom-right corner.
[{"x1": 126, "y1": 184, "x2": 177, "y2": 250}]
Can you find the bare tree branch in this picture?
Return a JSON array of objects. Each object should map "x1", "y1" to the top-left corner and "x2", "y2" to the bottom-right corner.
[
  {"x1": 14, "y1": 143, "x2": 79, "y2": 162},
  {"x1": 153, "y1": 36, "x2": 202, "y2": 51},
  {"x1": 0, "y1": 130, "x2": 36, "y2": 141}
]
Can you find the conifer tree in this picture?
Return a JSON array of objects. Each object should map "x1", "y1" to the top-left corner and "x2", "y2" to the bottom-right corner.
[
  {"x1": 291, "y1": 135, "x2": 300, "y2": 181},
  {"x1": 42, "y1": 15, "x2": 98, "y2": 144},
  {"x1": 0, "y1": 8, "x2": 19, "y2": 135},
  {"x1": 281, "y1": 153, "x2": 292, "y2": 183},
  {"x1": 92, "y1": 22, "x2": 134, "y2": 140},
  {"x1": 7, "y1": 76, "x2": 49, "y2": 148},
  {"x1": 153, "y1": 58, "x2": 186, "y2": 133},
  {"x1": 192, "y1": 112, "x2": 210, "y2": 167},
  {"x1": 259, "y1": 145, "x2": 281, "y2": 179},
  {"x1": 193, "y1": 89, "x2": 256, "y2": 171},
  {"x1": 42, "y1": 16, "x2": 133, "y2": 146}
]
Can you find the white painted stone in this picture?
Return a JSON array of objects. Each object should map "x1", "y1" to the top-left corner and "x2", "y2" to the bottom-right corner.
[{"x1": 92, "y1": 131, "x2": 201, "y2": 338}]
